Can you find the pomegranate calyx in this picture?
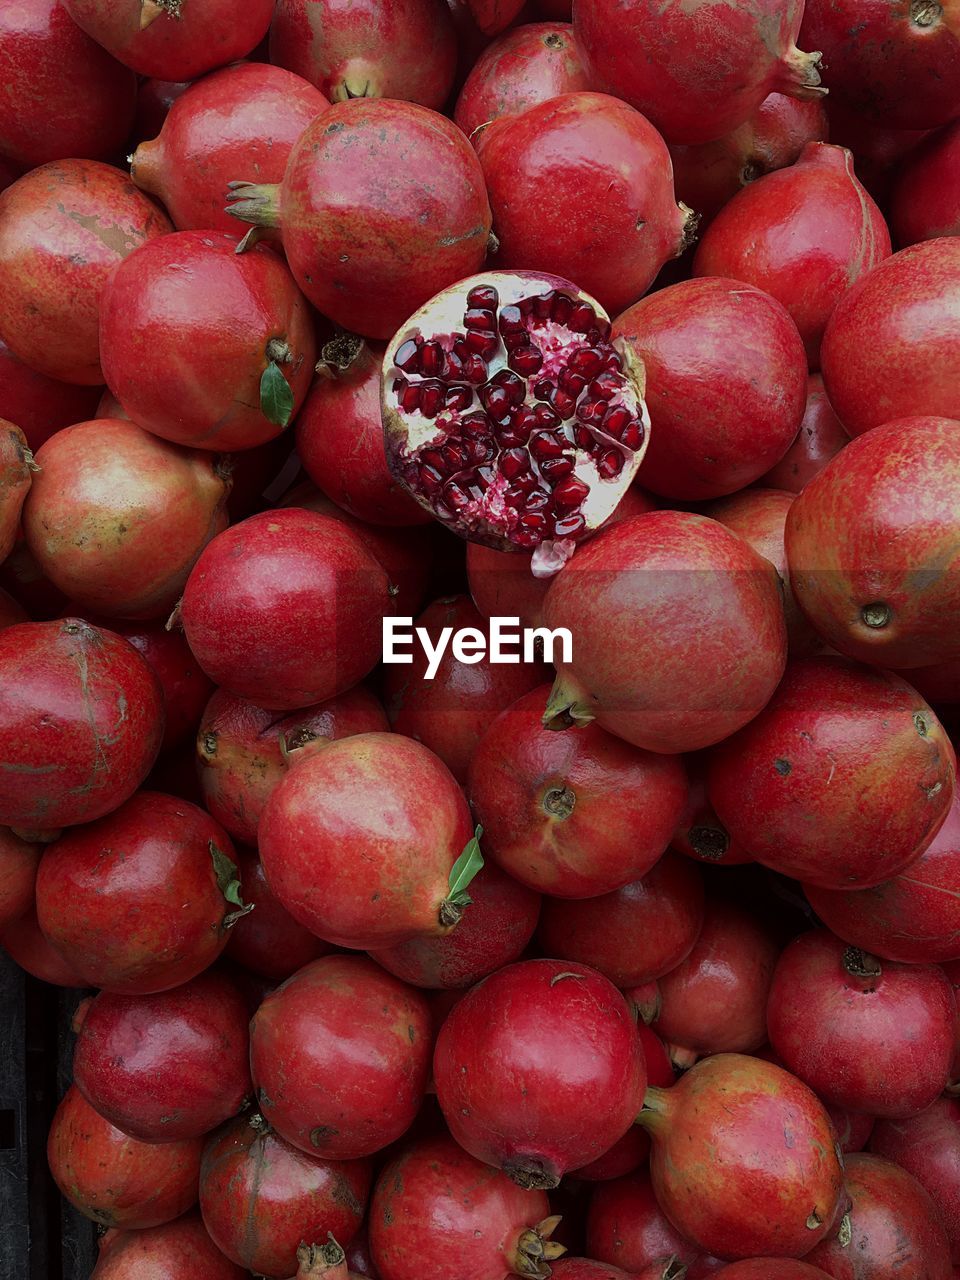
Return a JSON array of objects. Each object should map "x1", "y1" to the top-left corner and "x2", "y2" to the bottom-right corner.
[
  {"x1": 542, "y1": 679, "x2": 596, "y2": 732},
  {"x1": 224, "y1": 181, "x2": 282, "y2": 234},
  {"x1": 666, "y1": 1043, "x2": 699, "y2": 1073},
  {"x1": 140, "y1": 0, "x2": 181, "y2": 29},
  {"x1": 209, "y1": 841, "x2": 254, "y2": 931},
  {"x1": 315, "y1": 331, "x2": 368, "y2": 377},
  {"x1": 513, "y1": 1215, "x2": 567, "y2": 1278},
  {"x1": 774, "y1": 47, "x2": 828, "y2": 100},
  {"x1": 439, "y1": 826, "x2": 485, "y2": 926},
  {"x1": 662, "y1": 1260, "x2": 688, "y2": 1280},
  {"x1": 296, "y1": 1235, "x2": 347, "y2": 1279},
  {"x1": 502, "y1": 1155, "x2": 562, "y2": 1191},
  {"x1": 688, "y1": 825, "x2": 730, "y2": 861},
  {"x1": 842, "y1": 946, "x2": 882, "y2": 980},
  {"x1": 678, "y1": 202, "x2": 701, "y2": 253}
]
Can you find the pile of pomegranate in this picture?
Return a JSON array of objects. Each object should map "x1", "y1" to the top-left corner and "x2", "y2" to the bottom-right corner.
[{"x1": 3, "y1": 0, "x2": 960, "y2": 1277}]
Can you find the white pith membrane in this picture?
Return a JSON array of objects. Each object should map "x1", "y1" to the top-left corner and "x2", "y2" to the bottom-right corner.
[{"x1": 382, "y1": 273, "x2": 649, "y2": 569}]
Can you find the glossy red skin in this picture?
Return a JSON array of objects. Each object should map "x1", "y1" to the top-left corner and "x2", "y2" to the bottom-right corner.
[
  {"x1": 707, "y1": 657, "x2": 956, "y2": 888},
  {"x1": 0, "y1": 829, "x2": 40, "y2": 931},
  {"x1": 100, "y1": 232, "x2": 316, "y2": 451},
  {"x1": 712, "y1": 1265, "x2": 832, "y2": 1279},
  {"x1": 870, "y1": 1097, "x2": 960, "y2": 1263},
  {"x1": 0, "y1": 338, "x2": 100, "y2": 451},
  {"x1": 548, "y1": 1263, "x2": 637, "y2": 1279},
  {"x1": 270, "y1": 0, "x2": 457, "y2": 107},
  {"x1": 669, "y1": 92, "x2": 829, "y2": 224},
  {"x1": 806, "y1": 1153, "x2": 952, "y2": 1279},
  {"x1": 467, "y1": 0, "x2": 527, "y2": 34},
  {"x1": 62, "y1": 0, "x2": 275, "y2": 80},
  {"x1": 250, "y1": 954, "x2": 432, "y2": 1160},
  {"x1": 469, "y1": 684, "x2": 688, "y2": 897},
  {"x1": 433, "y1": 958, "x2": 646, "y2": 1187},
  {"x1": 543, "y1": 512, "x2": 788, "y2": 753},
  {"x1": 73, "y1": 972, "x2": 252, "y2": 1143},
  {"x1": 180, "y1": 509, "x2": 392, "y2": 711},
  {"x1": 197, "y1": 684, "x2": 388, "y2": 846},
  {"x1": 891, "y1": 120, "x2": 960, "y2": 244},
  {"x1": 454, "y1": 22, "x2": 589, "y2": 138},
  {"x1": 670, "y1": 752, "x2": 753, "y2": 866},
  {"x1": 259, "y1": 732, "x2": 475, "y2": 948},
  {"x1": 199, "y1": 1115, "x2": 371, "y2": 1277},
  {"x1": 785, "y1": 417, "x2": 960, "y2": 667},
  {"x1": 0, "y1": 419, "x2": 33, "y2": 563},
  {"x1": 35, "y1": 791, "x2": 243, "y2": 994},
  {"x1": 477, "y1": 93, "x2": 689, "y2": 315},
  {"x1": 246, "y1": 99, "x2": 491, "y2": 341},
  {"x1": 224, "y1": 848, "x2": 335, "y2": 980},
  {"x1": 825, "y1": 1106, "x2": 875, "y2": 1154},
  {"x1": 295, "y1": 343, "x2": 429, "y2": 526},
  {"x1": 132, "y1": 64, "x2": 329, "y2": 237},
  {"x1": 820, "y1": 240, "x2": 960, "y2": 435},
  {"x1": 0, "y1": 909, "x2": 85, "y2": 986},
  {"x1": 768, "y1": 928, "x2": 957, "y2": 1119},
  {"x1": 345, "y1": 1227, "x2": 379, "y2": 1279},
  {"x1": 0, "y1": 160, "x2": 171, "y2": 385},
  {"x1": 573, "y1": 0, "x2": 823, "y2": 145},
  {"x1": 92, "y1": 1215, "x2": 246, "y2": 1279},
  {"x1": 614, "y1": 279, "x2": 807, "y2": 500},
  {"x1": 536, "y1": 853, "x2": 704, "y2": 987},
  {"x1": 639, "y1": 1053, "x2": 844, "y2": 1259},
  {"x1": 758, "y1": 374, "x2": 849, "y2": 493},
  {"x1": 693, "y1": 144, "x2": 891, "y2": 368},
  {"x1": 586, "y1": 1169, "x2": 704, "y2": 1272},
  {"x1": 0, "y1": 619, "x2": 164, "y2": 832},
  {"x1": 0, "y1": 0, "x2": 136, "y2": 168},
  {"x1": 133, "y1": 78, "x2": 192, "y2": 142},
  {"x1": 48, "y1": 1086, "x2": 202, "y2": 1230}
]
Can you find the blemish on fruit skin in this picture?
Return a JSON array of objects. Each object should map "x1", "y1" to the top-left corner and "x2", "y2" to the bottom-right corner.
[{"x1": 774, "y1": 758, "x2": 792, "y2": 776}]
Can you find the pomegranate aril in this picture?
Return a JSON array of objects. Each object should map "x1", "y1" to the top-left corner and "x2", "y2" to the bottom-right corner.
[
  {"x1": 500, "y1": 448, "x2": 530, "y2": 480},
  {"x1": 508, "y1": 344, "x2": 544, "y2": 376},
  {"x1": 552, "y1": 293, "x2": 574, "y2": 325},
  {"x1": 553, "y1": 511, "x2": 587, "y2": 538},
  {"x1": 502, "y1": 330, "x2": 529, "y2": 353},
  {"x1": 464, "y1": 329, "x2": 499, "y2": 358},
  {"x1": 620, "y1": 421, "x2": 644, "y2": 449},
  {"x1": 540, "y1": 455, "x2": 576, "y2": 482},
  {"x1": 466, "y1": 438, "x2": 495, "y2": 465},
  {"x1": 530, "y1": 431, "x2": 565, "y2": 462},
  {"x1": 491, "y1": 369, "x2": 526, "y2": 404},
  {"x1": 533, "y1": 291, "x2": 555, "y2": 319},
  {"x1": 518, "y1": 511, "x2": 548, "y2": 533},
  {"x1": 534, "y1": 404, "x2": 561, "y2": 430},
  {"x1": 419, "y1": 464, "x2": 443, "y2": 493},
  {"x1": 553, "y1": 475, "x2": 590, "y2": 508},
  {"x1": 464, "y1": 308, "x2": 496, "y2": 331},
  {"x1": 461, "y1": 414, "x2": 490, "y2": 438},
  {"x1": 577, "y1": 398, "x2": 607, "y2": 427},
  {"x1": 463, "y1": 355, "x2": 488, "y2": 384},
  {"x1": 511, "y1": 406, "x2": 537, "y2": 439},
  {"x1": 443, "y1": 481, "x2": 470, "y2": 510},
  {"x1": 421, "y1": 341, "x2": 446, "y2": 377},
  {"x1": 558, "y1": 369, "x2": 587, "y2": 396},
  {"x1": 589, "y1": 371, "x2": 622, "y2": 401},
  {"x1": 475, "y1": 464, "x2": 496, "y2": 489},
  {"x1": 568, "y1": 301, "x2": 596, "y2": 332},
  {"x1": 394, "y1": 339, "x2": 421, "y2": 373},
  {"x1": 597, "y1": 449, "x2": 625, "y2": 479},
  {"x1": 568, "y1": 347, "x2": 604, "y2": 378},
  {"x1": 547, "y1": 386, "x2": 577, "y2": 418},
  {"x1": 505, "y1": 474, "x2": 538, "y2": 501},
  {"x1": 575, "y1": 425, "x2": 594, "y2": 449},
  {"x1": 421, "y1": 448, "x2": 448, "y2": 473},
  {"x1": 467, "y1": 284, "x2": 499, "y2": 310},
  {"x1": 433, "y1": 500, "x2": 453, "y2": 520},
  {"x1": 524, "y1": 487, "x2": 551, "y2": 512},
  {"x1": 603, "y1": 405, "x2": 632, "y2": 435},
  {"x1": 399, "y1": 383, "x2": 421, "y2": 413},
  {"x1": 442, "y1": 442, "x2": 466, "y2": 471},
  {"x1": 481, "y1": 384, "x2": 513, "y2": 421},
  {"x1": 420, "y1": 380, "x2": 445, "y2": 418},
  {"x1": 446, "y1": 350, "x2": 464, "y2": 379},
  {"x1": 445, "y1": 386, "x2": 473, "y2": 411},
  {"x1": 495, "y1": 428, "x2": 523, "y2": 448},
  {"x1": 498, "y1": 305, "x2": 524, "y2": 335},
  {"x1": 602, "y1": 348, "x2": 621, "y2": 370}
]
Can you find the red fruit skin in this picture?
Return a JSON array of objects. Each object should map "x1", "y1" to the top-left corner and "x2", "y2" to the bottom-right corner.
[
  {"x1": 820, "y1": 240, "x2": 960, "y2": 436},
  {"x1": 199, "y1": 1115, "x2": 371, "y2": 1277},
  {"x1": 72, "y1": 972, "x2": 252, "y2": 1143},
  {"x1": 0, "y1": 420, "x2": 33, "y2": 563},
  {"x1": 0, "y1": 829, "x2": 40, "y2": 931},
  {"x1": 693, "y1": 143, "x2": 891, "y2": 368},
  {"x1": 670, "y1": 752, "x2": 753, "y2": 867},
  {"x1": 346, "y1": 1226, "x2": 379, "y2": 1279},
  {"x1": 785, "y1": 417, "x2": 960, "y2": 667},
  {"x1": 180, "y1": 509, "x2": 392, "y2": 711},
  {"x1": 48, "y1": 1086, "x2": 202, "y2": 1230},
  {"x1": 433, "y1": 958, "x2": 647, "y2": 1188},
  {"x1": 454, "y1": 22, "x2": 590, "y2": 139},
  {"x1": 0, "y1": 338, "x2": 100, "y2": 451},
  {"x1": 197, "y1": 684, "x2": 389, "y2": 846},
  {"x1": 548, "y1": 1263, "x2": 636, "y2": 1279},
  {"x1": 0, "y1": 909, "x2": 86, "y2": 986},
  {"x1": 131, "y1": 64, "x2": 328, "y2": 237},
  {"x1": 90, "y1": 1214, "x2": 246, "y2": 1279},
  {"x1": 586, "y1": 1169, "x2": 703, "y2": 1273},
  {"x1": 133, "y1": 78, "x2": 192, "y2": 142},
  {"x1": 0, "y1": 619, "x2": 164, "y2": 833},
  {"x1": 706, "y1": 657, "x2": 956, "y2": 888},
  {"x1": 758, "y1": 373, "x2": 849, "y2": 493},
  {"x1": 767, "y1": 929, "x2": 957, "y2": 1119},
  {"x1": 0, "y1": 0, "x2": 136, "y2": 168},
  {"x1": 225, "y1": 848, "x2": 335, "y2": 980},
  {"x1": 825, "y1": 1107, "x2": 875, "y2": 1155},
  {"x1": 270, "y1": 0, "x2": 458, "y2": 108},
  {"x1": 669, "y1": 92, "x2": 829, "y2": 224},
  {"x1": 35, "y1": 792, "x2": 244, "y2": 995},
  {"x1": 100, "y1": 232, "x2": 316, "y2": 451},
  {"x1": 891, "y1": 121, "x2": 960, "y2": 245},
  {"x1": 467, "y1": 0, "x2": 527, "y2": 34},
  {"x1": 249, "y1": 954, "x2": 432, "y2": 1160},
  {"x1": 476, "y1": 93, "x2": 691, "y2": 315},
  {"x1": 805, "y1": 1153, "x2": 952, "y2": 1280},
  {"x1": 542, "y1": 512, "x2": 788, "y2": 754},
  {"x1": 469, "y1": 684, "x2": 688, "y2": 897},
  {"x1": 0, "y1": 160, "x2": 171, "y2": 386},
  {"x1": 614, "y1": 278, "x2": 807, "y2": 500},
  {"x1": 711, "y1": 1265, "x2": 832, "y2": 1279},
  {"x1": 61, "y1": 0, "x2": 275, "y2": 80},
  {"x1": 870, "y1": 1096, "x2": 960, "y2": 1263},
  {"x1": 259, "y1": 732, "x2": 475, "y2": 949}
]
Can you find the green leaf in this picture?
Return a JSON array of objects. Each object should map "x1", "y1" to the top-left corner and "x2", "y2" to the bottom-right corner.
[
  {"x1": 260, "y1": 359, "x2": 294, "y2": 428},
  {"x1": 447, "y1": 825, "x2": 484, "y2": 906},
  {"x1": 210, "y1": 841, "x2": 254, "y2": 930}
]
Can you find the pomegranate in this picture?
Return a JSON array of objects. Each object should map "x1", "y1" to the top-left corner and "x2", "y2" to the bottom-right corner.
[
  {"x1": 0, "y1": 0, "x2": 136, "y2": 168},
  {"x1": 48, "y1": 1086, "x2": 202, "y2": 1229},
  {"x1": 270, "y1": 0, "x2": 457, "y2": 108},
  {"x1": 693, "y1": 144, "x2": 890, "y2": 367},
  {"x1": 258, "y1": 732, "x2": 479, "y2": 949},
  {"x1": 197, "y1": 684, "x2": 388, "y2": 845},
  {"x1": 35, "y1": 791, "x2": 248, "y2": 994},
  {"x1": 131, "y1": 63, "x2": 329, "y2": 236},
  {"x1": 433, "y1": 958, "x2": 646, "y2": 1188},
  {"x1": 0, "y1": 619, "x2": 164, "y2": 833},
  {"x1": 100, "y1": 232, "x2": 316, "y2": 450},
  {"x1": 133, "y1": 77, "x2": 191, "y2": 141},
  {"x1": 225, "y1": 847, "x2": 335, "y2": 979},
  {"x1": 179, "y1": 509, "x2": 392, "y2": 711},
  {"x1": 72, "y1": 971, "x2": 252, "y2": 1142},
  {"x1": 819, "y1": 240, "x2": 960, "y2": 435},
  {"x1": 767, "y1": 929, "x2": 957, "y2": 1118},
  {"x1": 0, "y1": 159, "x2": 171, "y2": 385},
  {"x1": 225, "y1": 99, "x2": 492, "y2": 340},
  {"x1": 380, "y1": 271, "x2": 649, "y2": 553},
  {"x1": 0, "y1": 909, "x2": 86, "y2": 986},
  {"x1": 614, "y1": 278, "x2": 808, "y2": 500},
  {"x1": 826, "y1": 1108, "x2": 875, "y2": 1155},
  {"x1": 345, "y1": 1227, "x2": 378, "y2": 1279},
  {"x1": 706, "y1": 657, "x2": 956, "y2": 887},
  {"x1": 638, "y1": 1053, "x2": 844, "y2": 1258},
  {"x1": 0, "y1": 420, "x2": 35, "y2": 563},
  {"x1": 466, "y1": 0, "x2": 527, "y2": 34},
  {"x1": 199, "y1": 1114, "x2": 371, "y2": 1277},
  {"x1": 669, "y1": 92, "x2": 830, "y2": 224},
  {"x1": 90, "y1": 1214, "x2": 246, "y2": 1279},
  {"x1": 535, "y1": 853, "x2": 704, "y2": 986},
  {"x1": 454, "y1": 23, "x2": 590, "y2": 139},
  {"x1": 572, "y1": 0, "x2": 825, "y2": 145},
  {"x1": 294, "y1": 1241, "x2": 352, "y2": 1279},
  {"x1": 891, "y1": 121, "x2": 960, "y2": 245},
  {"x1": 785, "y1": 417, "x2": 960, "y2": 667},
  {"x1": 549, "y1": 1263, "x2": 655, "y2": 1279},
  {"x1": 0, "y1": 338, "x2": 100, "y2": 452},
  {"x1": 249, "y1": 954, "x2": 432, "y2": 1159},
  {"x1": 670, "y1": 754, "x2": 753, "y2": 866},
  {"x1": 476, "y1": 95, "x2": 695, "y2": 316},
  {"x1": 870, "y1": 1096, "x2": 960, "y2": 1263},
  {"x1": 61, "y1": 0, "x2": 275, "y2": 80},
  {"x1": 758, "y1": 374, "x2": 849, "y2": 493},
  {"x1": 805, "y1": 1153, "x2": 952, "y2": 1279},
  {"x1": 541, "y1": 512, "x2": 788, "y2": 753},
  {"x1": 711, "y1": 1266, "x2": 831, "y2": 1279},
  {"x1": 585, "y1": 1169, "x2": 703, "y2": 1273},
  {"x1": 0, "y1": 828, "x2": 40, "y2": 931}
]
